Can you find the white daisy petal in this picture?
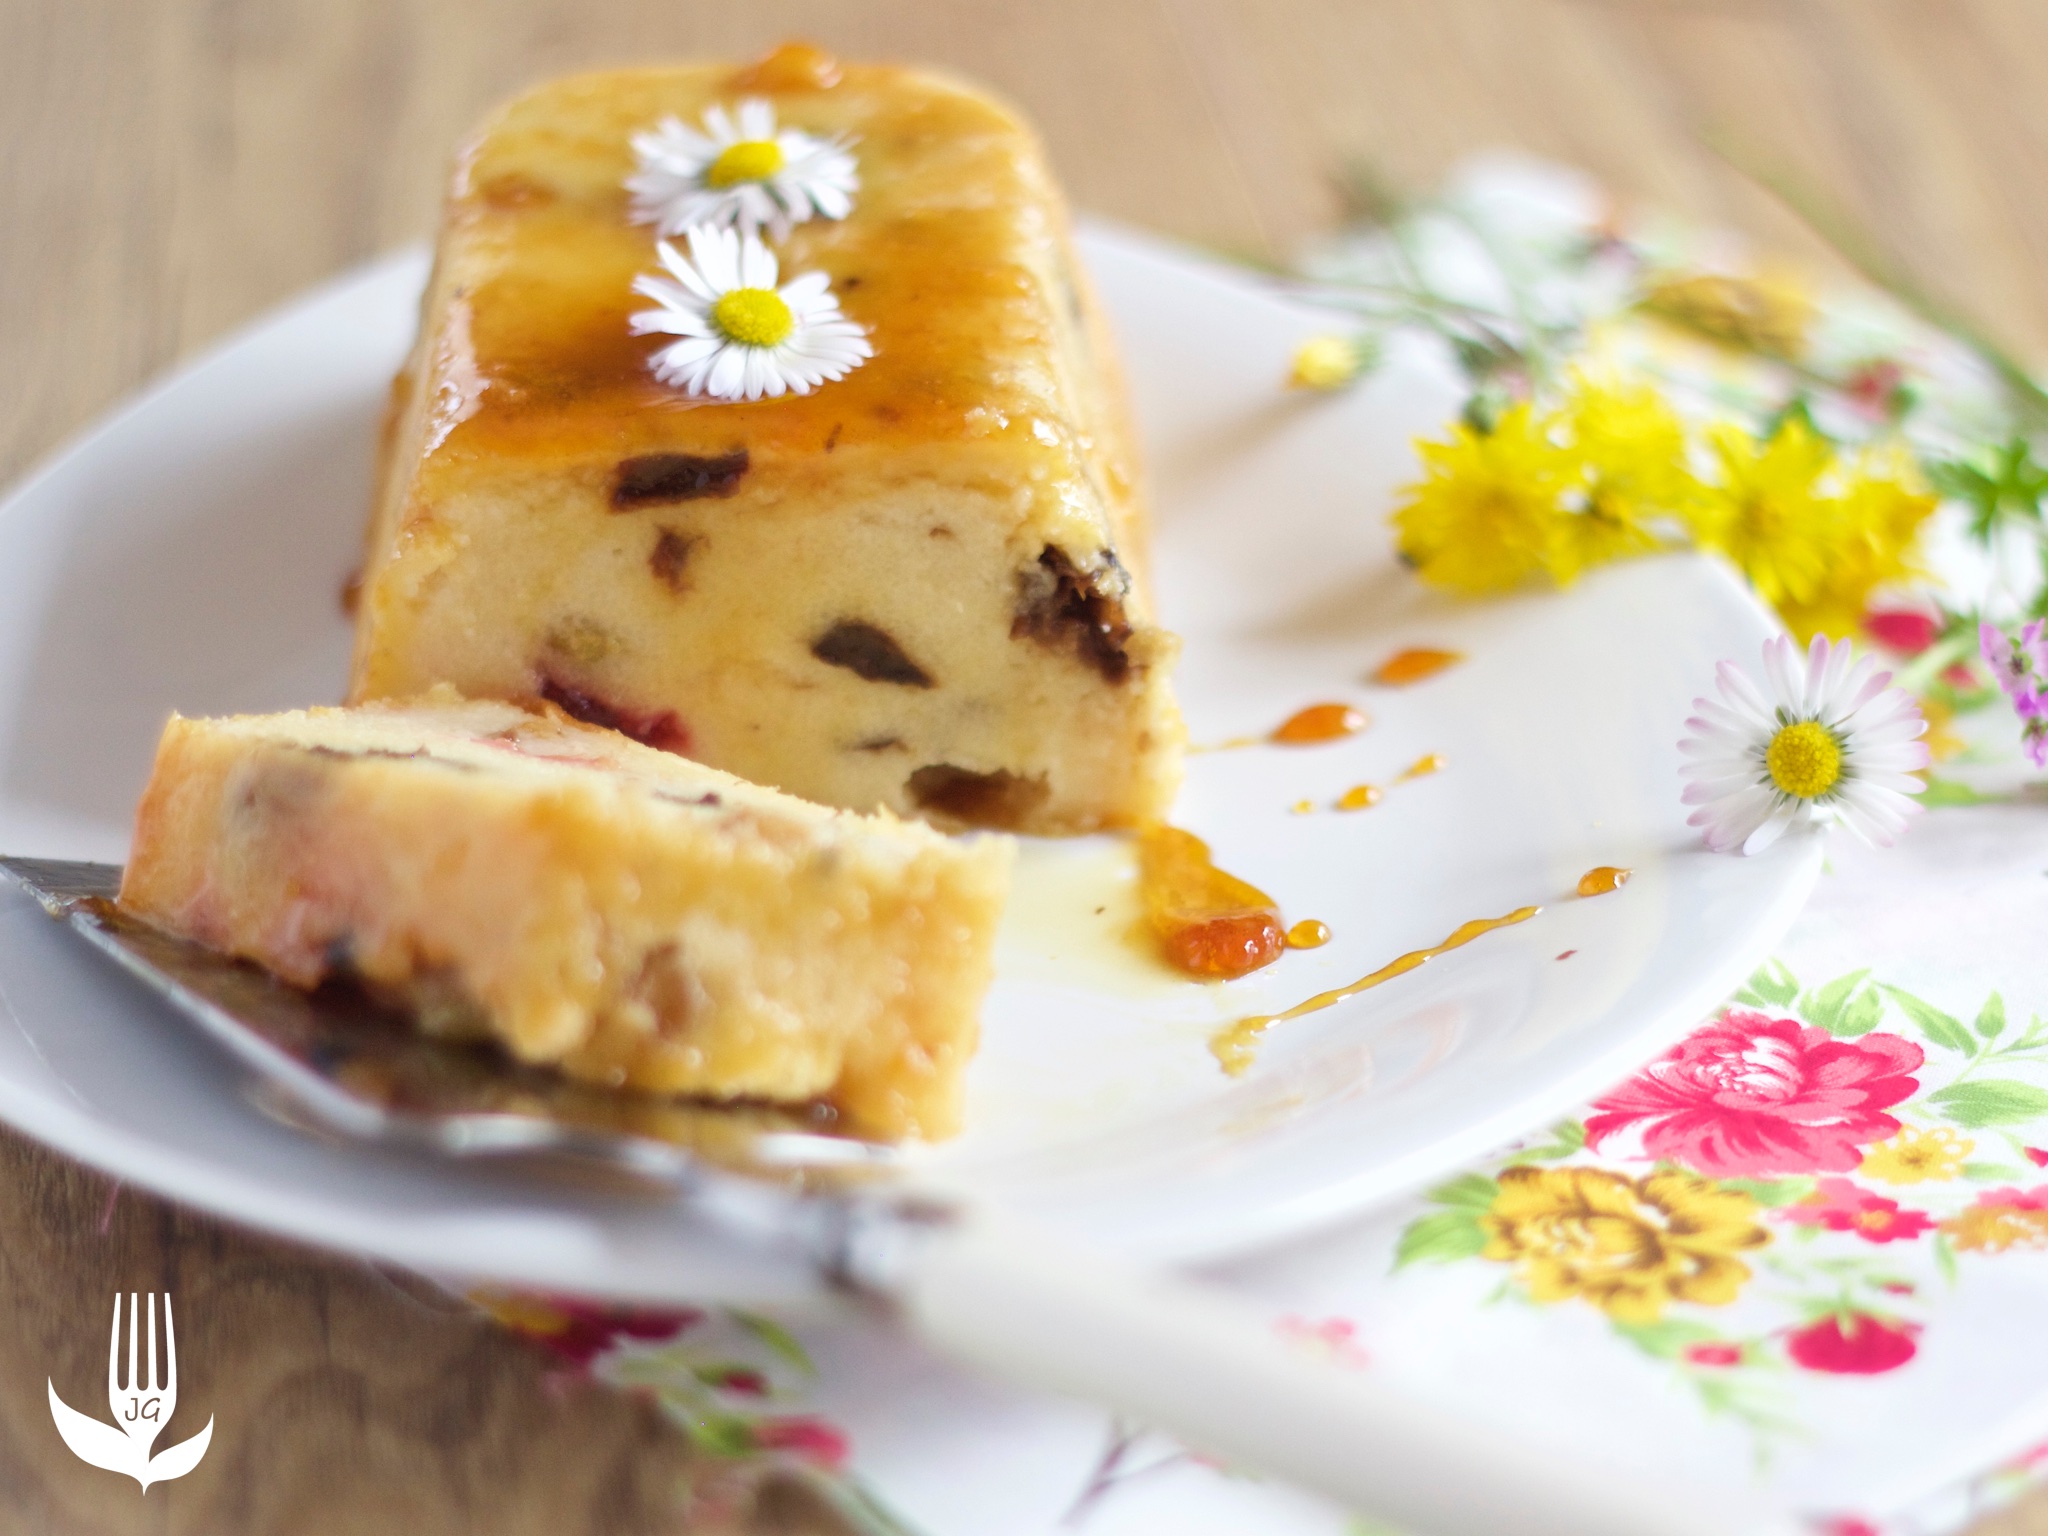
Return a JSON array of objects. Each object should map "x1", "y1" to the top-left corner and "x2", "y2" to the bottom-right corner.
[
  {"x1": 1712, "y1": 663, "x2": 1776, "y2": 727},
  {"x1": 810, "y1": 181, "x2": 854, "y2": 220},
  {"x1": 1696, "y1": 786, "x2": 1778, "y2": 853},
  {"x1": 1683, "y1": 760, "x2": 1765, "y2": 790},
  {"x1": 737, "y1": 183, "x2": 786, "y2": 241},
  {"x1": 737, "y1": 234, "x2": 780, "y2": 291},
  {"x1": 685, "y1": 227, "x2": 736, "y2": 291},
  {"x1": 1858, "y1": 782, "x2": 1926, "y2": 826},
  {"x1": 1742, "y1": 807, "x2": 1799, "y2": 856},
  {"x1": 779, "y1": 270, "x2": 835, "y2": 309},
  {"x1": 1689, "y1": 700, "x2": 1762, "y2": 741},
  {"x1": 651, "y1": 242, "x2": 711, "y2": 301},
  {"x1": 1756, "y1": 635, "x2": 1800, "y2": 713},
  {"x1": 1805, "y1": 634, "x2": 1846, "y2": 717},
  {"x1": 1840, "y1": 701, "x2": 1925, "y2": 742},
  {"x1": 1853, "y1": 769, "x2": 1930, "y2": 796},
  {"x1": 663, "y1": 334, "x2": 723, "y2": 364},
  {"x1": 706, "y1": 344, "x2": 748, "y2": 400},
  {"x1": 1836, "y1": 784, "x2": 1916, "y2": 847},
  {"x1": 1852, "y1": 735, "x2": 1927, "y2": 767},
  {"x1": 629, "y1": 280, "x2": 710, "y2": 332},
  {"x1": 1693, "y1": 752, "x2": 1761, "y2": 781}
]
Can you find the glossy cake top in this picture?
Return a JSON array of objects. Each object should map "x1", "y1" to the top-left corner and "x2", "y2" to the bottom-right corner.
[{"x1": 417, "y1": 48, "x2": 1098, "y2": 476}]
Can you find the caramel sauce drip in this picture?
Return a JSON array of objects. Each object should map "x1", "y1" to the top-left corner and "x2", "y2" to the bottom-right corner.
[
  {"x1": 1399, "y1": 753, "x2": 1446, "y2": 780},
  {"x1": 1210, "y1": 906, "x2": 1542, "y2": 1076},
  {"x1": 1335, "y1": 783, "x2": 1382, "y2": 811},
  {"x1": 1372, "y1": 648, "x2": 1464, "y2": 686},
  {"x1": 1285, "y1": 919, "x2": 1332, "y2": 950},
  {"x1": 1138, "y1": 825, "x2": 1286, "y2": 980},
  {"x1": 431, "y1": 61, "x2": 1089, "y2": 472},
  {"x1": 729, "y1": 41, "x2": 843, "y2": 91},
  {"x1": 1576, "y1": 865, "x2": 1632, "y2": 897},
  {"x1": 1272, "y1": 703, "x2": 1369, "y2": 745}
]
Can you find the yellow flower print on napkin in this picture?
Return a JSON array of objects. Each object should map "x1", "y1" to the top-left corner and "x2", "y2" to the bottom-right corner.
[
  {"x1": 1480, "y1": 1165, "x2": 1769, "y2": 1322},
  {"x1": 1859, "y1": 1125, "x2": 1973, "y2": 1185}
]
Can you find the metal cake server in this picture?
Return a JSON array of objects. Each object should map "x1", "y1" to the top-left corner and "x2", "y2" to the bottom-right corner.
[{"x1": 2, "y1": 855, "x2": 1796, "y2": 1536}]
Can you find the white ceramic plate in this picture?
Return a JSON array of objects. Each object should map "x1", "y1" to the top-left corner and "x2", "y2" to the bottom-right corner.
[{"x1": 0, "y1": 224, "x2": 1818, "y2": 1304}]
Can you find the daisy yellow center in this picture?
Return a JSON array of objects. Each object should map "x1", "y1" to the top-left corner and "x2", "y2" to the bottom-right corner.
[
  {"x1": 1765, "y1": 719, "x2": 1842, "y2": 799},
  {"x1": 706, "y1": 139, "x2": 784, "y2": 187},
  {"x1": 711, "y1": 288, "x2": 794, "y2": 348}
]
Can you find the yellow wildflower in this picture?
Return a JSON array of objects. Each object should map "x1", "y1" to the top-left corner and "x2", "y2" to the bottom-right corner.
[
  {"x1": 1551, "y1": 376, "x2": 1694, "y2": 579},
  {"x1": 1289, "y1": 334, "x2": 1365, "y2": 391},
  {"x1": 1688, "y1": 419, "x2": 1842, "y2": 611},
  {"x1": 1777, "y1": 448, "x2": 1937, "y2": 642},
  {"x1": 1859, "y1": 1125, "x2": 1973, "y2": 1185},
  {"x1": 1640, "y1": 270, "x2": 1812, "y2": 360},
  {"x1": 1480, "y1": 1165, "x2": 1768, "y2": 1322},
  {"x1": 1941, "y1": 1196, "x2": 2048, "y2": 1254},
  {"x1": 1394, "y1": 404, "x2": 1575, "y2": 594}
]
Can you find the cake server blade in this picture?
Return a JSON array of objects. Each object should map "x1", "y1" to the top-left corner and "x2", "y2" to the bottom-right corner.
[{"x1": 0, "y1": 855, "x2": 1801, "y2": 1536}]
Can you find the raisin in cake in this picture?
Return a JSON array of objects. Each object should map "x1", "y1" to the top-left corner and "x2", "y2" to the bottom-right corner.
[
  {"x1": 348, "y1": 46, "x2": 1182, "y2": 835},
  {"x1": 118, "y1": 692, "x2": 1012, "y2": 1140}
]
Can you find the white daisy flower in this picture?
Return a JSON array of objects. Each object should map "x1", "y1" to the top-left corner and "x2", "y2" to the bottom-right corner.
[
  {"x1": 626, "y1": 98, "x2": 857, "y2": 241},
  {"x1": 1679, "y1": 634, "x2": 1930, "y2": 855},
  {"x1": 629, "y1": 225, "x2": 872, "y2": 401}
]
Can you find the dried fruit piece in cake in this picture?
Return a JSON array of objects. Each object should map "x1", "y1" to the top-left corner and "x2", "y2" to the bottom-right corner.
[
  {"x1": 118, "y1": 692, "x2": 1012, "y2": 1140},
  {"x1": 348, "y1": 47, "x2": 1182, "y2": 834}
]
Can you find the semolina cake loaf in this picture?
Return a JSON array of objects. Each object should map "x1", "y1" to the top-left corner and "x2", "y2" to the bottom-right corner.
[
  {"x1": 118, "y1": 692, "x2": 1013, "y2": 1140},
  {"x1": 347, "y1": 44, "x2": 1183, "y2": 835}
]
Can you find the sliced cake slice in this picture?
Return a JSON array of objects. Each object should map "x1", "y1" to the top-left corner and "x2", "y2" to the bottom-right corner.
[
  {"x1": 348, "y1": 46, "x2": 1183, "y2": 834},
  {"x1": 118, "y1": 691, "x2": 1012, "y2": 1140}
]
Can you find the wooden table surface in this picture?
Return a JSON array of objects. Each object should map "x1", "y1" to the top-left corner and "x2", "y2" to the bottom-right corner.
[{"x1": 5, "y1": 2, "x2": 2048, "y2": 1531}]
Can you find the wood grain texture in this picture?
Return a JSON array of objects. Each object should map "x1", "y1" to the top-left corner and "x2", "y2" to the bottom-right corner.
[{"x1": 5, "y1": 1, "x2": 2048, "y2": 1530}]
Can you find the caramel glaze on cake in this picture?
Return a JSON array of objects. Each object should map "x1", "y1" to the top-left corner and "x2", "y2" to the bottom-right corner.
[
  {"x1": 350, "y1": 45, "x2": 1184, "y2": 834},
  {"x1": 119, "y1": 691, "x2": 1013, "y2": 1140}
]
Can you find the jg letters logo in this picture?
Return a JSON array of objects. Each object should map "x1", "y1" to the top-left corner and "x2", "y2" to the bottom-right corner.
[{"x1": 49, "y1": 1293, "x2": 213, "y2": 1491}]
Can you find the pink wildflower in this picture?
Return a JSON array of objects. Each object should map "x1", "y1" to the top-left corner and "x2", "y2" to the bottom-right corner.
[{"x1": 1982, "y1": 621, "x2": 2048, "y2": 766}]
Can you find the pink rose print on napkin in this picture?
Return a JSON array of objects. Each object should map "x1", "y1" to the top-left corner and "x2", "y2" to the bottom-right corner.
[
  {"x1": 1586, "y1": 1010, "x2": 1923, "y2": 1176},
  {"x1": 1782, "y1": 1179, "x2": 1935, "y2": 1244},
  {"x1": 1682, "y1": 1342, "x2": 1744, "y2": 1368}
]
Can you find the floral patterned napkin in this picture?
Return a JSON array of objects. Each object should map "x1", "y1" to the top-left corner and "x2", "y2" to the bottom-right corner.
[{"x1": 479, "y1": 164, "x2": 2048, "y2": 1536}]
